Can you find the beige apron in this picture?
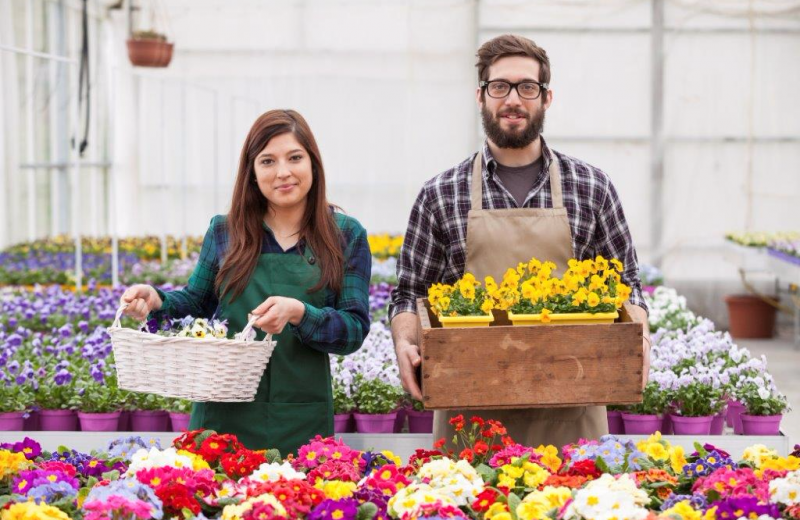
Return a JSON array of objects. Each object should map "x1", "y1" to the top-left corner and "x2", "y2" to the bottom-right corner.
[{"x1": 432, "y1": 151, "x2": 608, "y2": 451}]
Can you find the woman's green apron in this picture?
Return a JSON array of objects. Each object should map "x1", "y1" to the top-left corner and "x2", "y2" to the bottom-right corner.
[{"x1": 188, "y1": 243, "x2": 333, "y2": 456}]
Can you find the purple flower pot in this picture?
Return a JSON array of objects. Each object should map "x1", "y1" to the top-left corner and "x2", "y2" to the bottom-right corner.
[
  {"x1": 710, "y1": 410, "x2": 726, "y2": 435},
  {"x1": 78, "y1": 412, "x2": 121, "y2": 432},
  {"x1": 334, "y1": 413, "x2": 354, "y2": 433},
  {"x1": 670, "y1": 414, "x2": 713, "y2": 435},
  {"x1": 39, "y1": 409, "x2": 78, "y2": 431},
  {"x1": 741, "y1": 414, "x2": 782, "y2": 436},
  {"x1": 118, "y1": 410, "x2": 132, "y2": 431},
  {"x1": 725, "y1": 398, "x2": 738, "y2": 427},
  {"x1": 131, "y1": 410, "x2": 169, "y2": 432},
  {"x1": 0, "y1": 412, "x2": 25, "y2": 431},
  {"x1": 728, "y1": 400, "x2": 747, "y2": 434},
  {"x1": 169, "y1": 412, "x2": 192, "y2": 432},
  {"x1": 407, "y1": 409, "x2": 434, "y2": 433},
  {"x1": 606, "y1": 410, "x2": 624, "y2": 434},
  {"x1": 393, "y1": 408, "x2": 408, "y2": 433},
  {"x1": 23, "y1": 410, "x2": 40, "y2": 431},
  {"x1": 661, "y1": 413, "x2": 673, "y2": 435},
  {"x1": 354, "y1": 412, "x2": 398, "y2": 433},
  {"x1": 621, "y1": 413, "x2": 661, "y2": 435}
]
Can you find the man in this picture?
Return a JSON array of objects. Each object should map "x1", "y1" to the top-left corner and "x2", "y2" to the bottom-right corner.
[{"x1": 389, "y1": 34, "x2": 650, "y2": 449}]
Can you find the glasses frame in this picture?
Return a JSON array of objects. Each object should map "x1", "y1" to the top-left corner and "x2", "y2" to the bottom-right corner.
[{"x1": 480, "y1": 80, "x2": 549, "y2": 100}]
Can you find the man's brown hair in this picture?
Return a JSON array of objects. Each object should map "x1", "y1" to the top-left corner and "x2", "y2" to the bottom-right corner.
[{"x1": 476, "y1": 34, "x2": 551, "y2": 85}]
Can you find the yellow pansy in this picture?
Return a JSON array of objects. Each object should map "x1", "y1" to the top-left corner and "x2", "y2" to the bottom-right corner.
[
  {"x1": 587, "y1": 292, "x2": 600, "y2": 308},
  {"x1": 669, "y1": 445, "x2": 688, "y2": 474}
]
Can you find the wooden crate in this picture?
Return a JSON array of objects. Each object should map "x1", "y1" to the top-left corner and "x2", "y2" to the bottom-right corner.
[{"x1": 417, "y1": 298, "x2": 644, "y2": 410}]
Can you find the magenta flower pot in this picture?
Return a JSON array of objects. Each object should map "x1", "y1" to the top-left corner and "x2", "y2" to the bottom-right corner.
[
  {"x1": 39, "y1": 409, "x2": 78, "y2": 431},
  {"x1": 23, "y1": 410, "x2": 40, "y2": 431},
  {"x1": 710, "y1": 411, "x2": 726, "y2": 435},
  {"x1": 334, "y1": 413, "x2": 354, "y2": 433},
  {"x1": 393, "y1": 408, "x2": 407, "y2": 433},
  {"x1": 118, "y1": 410, "x2": 131, "y2": 431},
  {"x1": 131, "y1": 410, "x2": 169, "y2": 432},
  {"x1": 0, "y1": 412, "x2": 25, "y2": 431},
  {"x1": 407, "y1": 409, "x2": 434, "y2": 433},
  {"x1": 671, "y1": 414, "x2": 713, "y2": 435},
  {"x1": 741, "y1": 414, "x2": 782, "y2": 435},
  {"x1": 78, "y1": 412, "x2": 121, "y2": 432},
  {"x1": 621, "y1": 413, "x2": 661, "y2": 435},
  {"x1": 354, "y1": 412, "x2": 398, "y2": 433},
  {"x1": 606, "y1": 410, "x2": 624, "y2": 434},
  {"x1": 728, "y1": 400, "x2": 747, "y2": 434},
  {"x1": 169, "y1": 412, "x2": 192, "y2": 432},
  {"x1": 661, "y1": 413, "x2": 673, "y2": 435},
  {"x1": 725, "y1": 398, "x2": 739, "y2": 427}
]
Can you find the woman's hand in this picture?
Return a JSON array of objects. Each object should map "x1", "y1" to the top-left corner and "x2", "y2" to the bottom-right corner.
[
  {"x1": 251, "y1": 297, "x2": 306, "y2": 334},
  {"x1": 120, "y1": 285, "x2": 163, "y2": 321}
]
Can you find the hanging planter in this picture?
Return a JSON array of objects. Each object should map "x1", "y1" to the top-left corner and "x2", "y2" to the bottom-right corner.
[{"x1": 127, "y1": 30, "x2": 173, "y2": 68}]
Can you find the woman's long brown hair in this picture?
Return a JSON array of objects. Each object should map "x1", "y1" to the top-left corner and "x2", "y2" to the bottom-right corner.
[{"x1": 216, "y1": 110, "x2": 344, "y2": 302}]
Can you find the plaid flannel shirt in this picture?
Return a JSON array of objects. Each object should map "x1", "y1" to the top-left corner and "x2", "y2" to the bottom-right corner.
[
  {"x1": 153, "y1": 212, "x2": 371, "y2": 356},
  {"x1": 389, "y1": 138, "x2": 648, "y2": 320}
]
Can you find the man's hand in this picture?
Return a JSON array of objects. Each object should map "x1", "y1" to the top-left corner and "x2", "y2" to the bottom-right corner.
[
  {"x1": 396, "y1": 340, "x2": 423, "y2": 401},
  {"x1": 251, "y1": 296, "x2": 305, "y2": 335}
]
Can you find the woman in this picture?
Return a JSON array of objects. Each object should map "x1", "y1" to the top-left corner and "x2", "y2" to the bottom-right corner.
[{"x1": 120, "y1": 109, "x2": 371, "y2": 455}]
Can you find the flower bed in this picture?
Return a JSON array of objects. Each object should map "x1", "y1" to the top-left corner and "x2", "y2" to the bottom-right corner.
[{"x1": 1, "y1": 420, "x2": 800, "y2": 520}]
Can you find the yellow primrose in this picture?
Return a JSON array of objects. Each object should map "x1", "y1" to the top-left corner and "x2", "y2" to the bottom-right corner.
[
  {"x1": 742, "y1": 444, "x2": 778, "y2": 468},
  {"x1": 669, "y1": 445, "x2": 688, "y2": 474},
  {"x1": 2, "y1": 502, "x2": 70, "y2": 520},
  {"x1": 663, "y1": 500, "x2": 703, "y2": 520},
  {"x1": 315, "y1": 479, "x2": 357, "y2": 499}
]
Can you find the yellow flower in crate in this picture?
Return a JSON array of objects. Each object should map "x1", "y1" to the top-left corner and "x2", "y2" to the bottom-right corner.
[
  {"x1": 428, "y1": 273, "x2": 495, "y2": 326},
  {"x1": 485, "y1": 276, "x2": 498, "y2": 294}
]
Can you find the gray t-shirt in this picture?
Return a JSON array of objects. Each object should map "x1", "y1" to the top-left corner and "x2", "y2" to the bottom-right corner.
[{"x1": 494, "y1": 157, "x2": 544, "y2": 207}]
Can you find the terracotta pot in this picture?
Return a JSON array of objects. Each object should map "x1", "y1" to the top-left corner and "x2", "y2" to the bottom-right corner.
[
  {"x1": 725, "y1": 294, "x2": 776, "y2": 339},
  {"x1": 126, "y1": 39, "x2": 174, "y2": 67}
]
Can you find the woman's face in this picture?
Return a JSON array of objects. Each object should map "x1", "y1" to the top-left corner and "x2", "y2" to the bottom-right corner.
[{"x1": 253, "y1": 132, "x2": 313, "y2": 213}]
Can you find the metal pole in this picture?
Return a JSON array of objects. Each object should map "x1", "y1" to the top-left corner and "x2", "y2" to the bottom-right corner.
[
  {"x1": 25, "y1": 0, "x2": 36, "y2": 241},
  {"x1": 650, "y1": 0, "x2": 665, "y2": 267},
  {"x1": 68, "y1": 24, "x2": 83, "y2": 292},
  {"x1": 213, "y1": 91, "x2": 220, "y2": 213},
  {"x1": 180, "y1": 83, "x2": 187, "y2": 259},
  {"x1": 105, "y1": 28, "x2": 119, "y2": 287},
  {"x1": 160, "y1": 79, "x2": 168, "y2": 264}
]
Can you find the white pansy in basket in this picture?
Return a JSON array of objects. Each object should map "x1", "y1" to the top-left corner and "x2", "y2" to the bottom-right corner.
[{"x1": 243, "y1": 461, "x2": 306, "y2": 484}]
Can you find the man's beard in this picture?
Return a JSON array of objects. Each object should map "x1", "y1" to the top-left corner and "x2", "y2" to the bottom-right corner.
[{"x1": 481, "y1": 104, "x2": 546, "y2": 149}]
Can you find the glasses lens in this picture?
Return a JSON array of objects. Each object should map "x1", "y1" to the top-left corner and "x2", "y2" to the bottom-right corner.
[
  {"x1": 487, "y1": 81, "x2": 510, "y2": 98},
  {"x1": 518, "y1": 82, "x2": 541, "y2": 99}
]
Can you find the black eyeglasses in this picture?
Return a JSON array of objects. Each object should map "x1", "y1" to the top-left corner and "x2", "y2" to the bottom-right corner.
[{"x1": 480, "y1": 80, "x2": 548, "y2": 100}]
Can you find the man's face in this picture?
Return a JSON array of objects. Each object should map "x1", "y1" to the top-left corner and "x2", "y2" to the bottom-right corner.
[{"x1": 477, "y1": 56, "x2": 553, "y2": 149}]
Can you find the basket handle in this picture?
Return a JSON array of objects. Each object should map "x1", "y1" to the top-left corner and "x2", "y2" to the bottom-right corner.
[
  {"x1": 240, "y1": 314, "x2": 273, "y2": 343},
  {"x1": 112, "y1": 303, "x2": 129, "y2": 328}
]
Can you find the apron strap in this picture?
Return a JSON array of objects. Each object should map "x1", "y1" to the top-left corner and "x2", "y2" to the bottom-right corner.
[{"x1": 470, "y1": 149, "x2": 565, "y2": 210}]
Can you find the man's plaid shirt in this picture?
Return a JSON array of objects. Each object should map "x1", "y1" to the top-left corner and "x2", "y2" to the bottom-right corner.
[{"x1": 389, "y1": 138, "x2": 648, "y2": 320}]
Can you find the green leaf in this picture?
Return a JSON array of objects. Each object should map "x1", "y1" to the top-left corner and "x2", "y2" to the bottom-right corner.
[
  {"x1": 693, "y1": 442, "x2": 708, "y2": 458},
  {"x1": 101, "y1": 470, "x2": 120, "y2": 481},
  {"x1": 476, "y1": 463, "x2": 497, "y2": 485},
  {"x1": 594, "y1": 456, "x2": 612, "y2": 474},
  {"x1": 356, "y1": 502, "x2": 379, "y2": 520},
  {"x1": 265, "y1": 448, "x2": 282, "y2": 463},
  {"x1": 508, "y1": 492, "x2": 522, "y2": 520}
]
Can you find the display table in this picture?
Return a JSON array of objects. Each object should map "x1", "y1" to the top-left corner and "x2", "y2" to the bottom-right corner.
[{"x1": 0, "y1": 431, "x2": 793, "y2": 460}]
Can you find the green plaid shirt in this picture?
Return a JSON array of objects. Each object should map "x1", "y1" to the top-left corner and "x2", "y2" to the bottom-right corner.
[{"x1": 153, "y1": 212, "x2": 371, "y2": 355}]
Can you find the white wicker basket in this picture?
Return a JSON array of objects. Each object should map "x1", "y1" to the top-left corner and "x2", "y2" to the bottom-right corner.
[{"x1": 108, "y1": 305, "x2": 277, "y2": 402}]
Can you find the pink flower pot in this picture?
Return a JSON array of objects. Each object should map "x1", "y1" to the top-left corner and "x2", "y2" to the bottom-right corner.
[
  {"x1": 725, "y1": 398, "x2": 738, "y2": 427},
  {"x1": 78, "y1": 412, "x2": 121, "y2": 432},
  {"x1": 0, "y1": 412, "x2": 25, "y2": 431},
  {"x1": 118, "y1": 410, "x2": 131, "y2": 431},
  {"x1": 23, "y1": 410, "x2": 40, "y2": 431},
  {"x1": 131, "y1": 410, "x2": 169, "y2": 432},
  {"x1": 728, "y1": 400, "x2": 747, "y2": 434},
  {"x1": 393, "y1": 408, "x2": 407, "y2": 433},
  {"x1": 334, "y1": 413, "x2": 354, "y2": 433},
  {"x1": 670, "y1": 414, "x2": 713, "y2": 435},
  {"x1": 407, "y1": 409, "x2": 434, "y2": 433},
  {"x1": 606, "y1": 410, "x2": 624, "y2": 434},
  {"x1": 621, "y1": 413, "x2": 661, "y2": 435},
  {"x1": 169, "y1": 412, "x2": 192, "y2": 432},
  {"x1": 354, "y1": 412, "x2": 398, "y2": 433},
  {"x1": 710, "y1": 411, "x2": 726, "y2": 435},
  {"x1": 741, "y1": 414, "x2": 782, "y2": 435},
  {"x1": 39, "y1": 409, "x2": 78, "y2": 431},
  {"x1": 661, "y1": 413, "x2": 673, "y2": 435}
]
